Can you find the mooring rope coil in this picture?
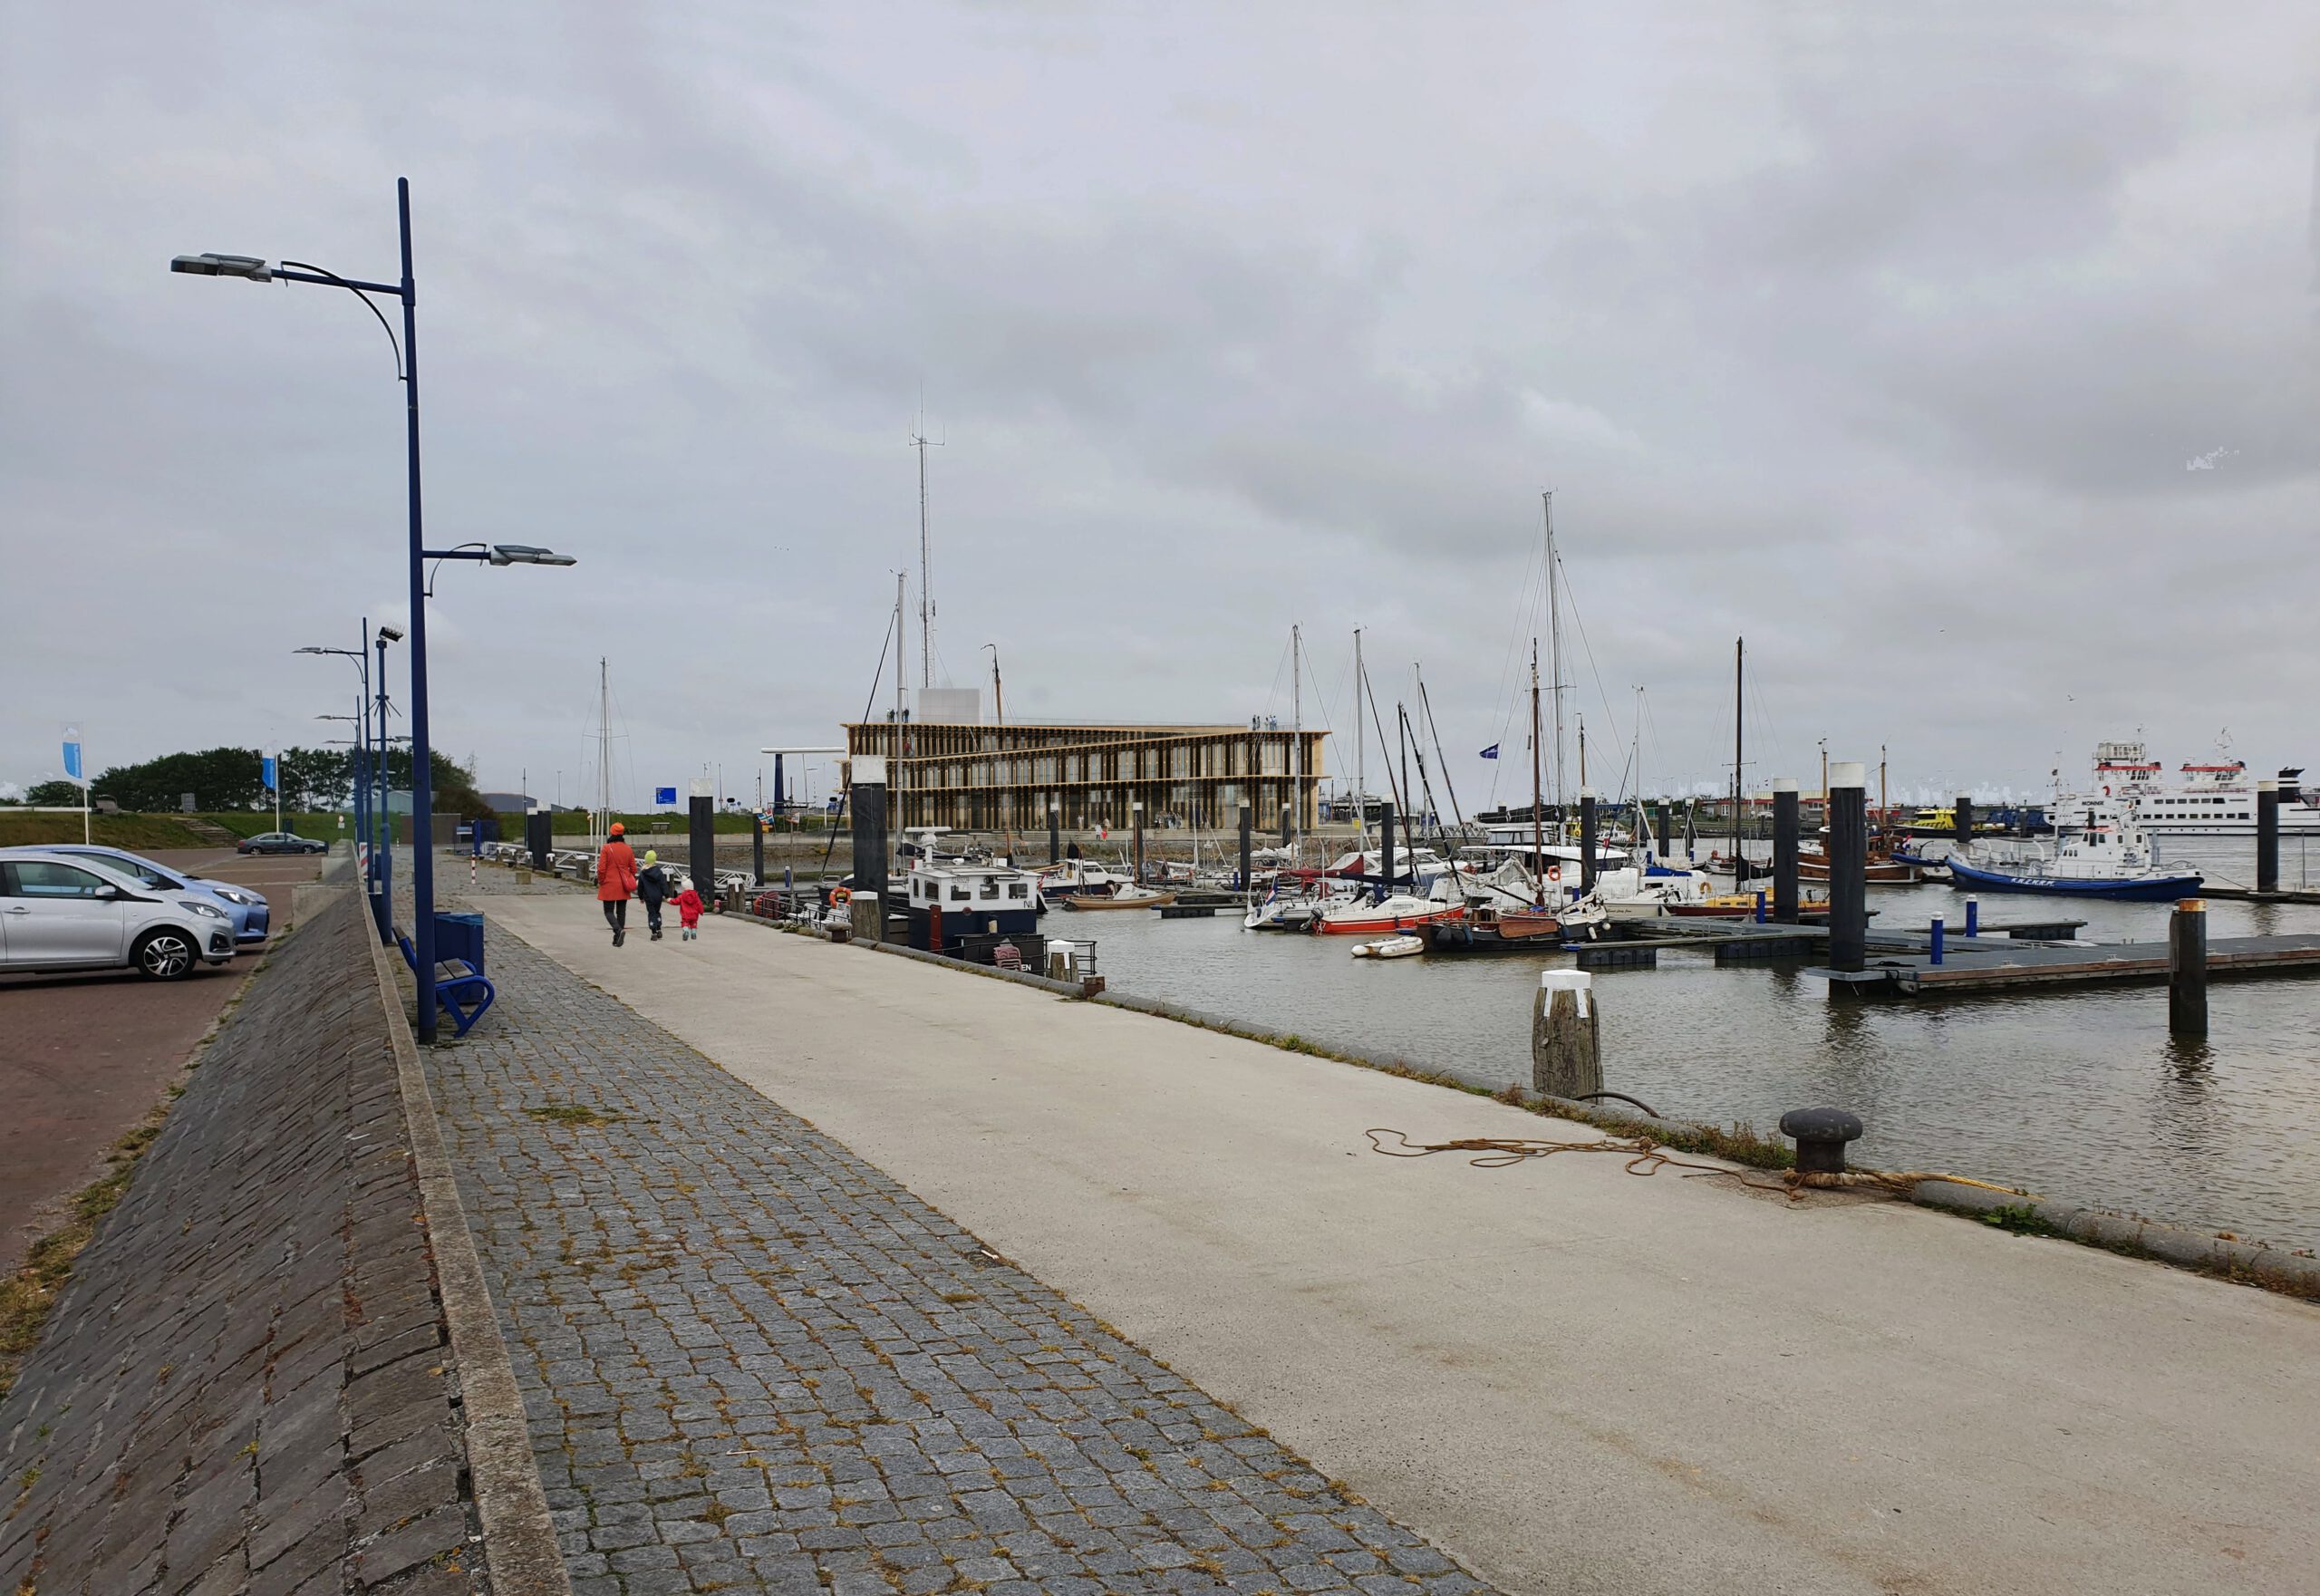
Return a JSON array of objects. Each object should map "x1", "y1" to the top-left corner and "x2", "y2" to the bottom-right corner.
[{"x1": 1362, "y1": 1128, "x2": 2035, "y2": 1201}]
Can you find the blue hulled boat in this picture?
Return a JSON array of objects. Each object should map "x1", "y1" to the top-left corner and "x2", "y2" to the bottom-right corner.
[{"x1": 1945, "y1": 802, "x2": 2200, "y2": 902}]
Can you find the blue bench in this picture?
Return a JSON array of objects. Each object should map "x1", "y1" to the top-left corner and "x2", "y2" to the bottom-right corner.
[{"x1": 392, "y1": 923, "x2": 497, "y2": 1038}]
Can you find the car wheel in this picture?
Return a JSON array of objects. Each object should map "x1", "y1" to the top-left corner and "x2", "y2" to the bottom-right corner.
[{"x1": 133, "y1": 928, "x2": 198, "y2": 980}]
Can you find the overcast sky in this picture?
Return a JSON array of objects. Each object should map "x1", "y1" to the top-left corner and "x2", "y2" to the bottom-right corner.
[{"x1": 4, "y1": 3, "x2": 2315, "y2": 814}]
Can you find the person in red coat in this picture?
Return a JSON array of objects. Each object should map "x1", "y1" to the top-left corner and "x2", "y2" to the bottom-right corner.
[
  {"x1": 596, "y1": 822, "x2": 639, "y2": 946},
  {"x1": 674, "y1": 877, "x2": 704, "y2": 942}
]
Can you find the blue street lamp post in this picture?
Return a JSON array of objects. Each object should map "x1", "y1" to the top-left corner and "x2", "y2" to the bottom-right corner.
[{"x1": 174, "y1": 182, "x2": 573, "y2": 1041}]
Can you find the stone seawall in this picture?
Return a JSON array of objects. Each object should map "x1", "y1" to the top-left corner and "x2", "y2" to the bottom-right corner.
[{"x1": 0, "y1": 892, "x2": 487, "y2": 1595}]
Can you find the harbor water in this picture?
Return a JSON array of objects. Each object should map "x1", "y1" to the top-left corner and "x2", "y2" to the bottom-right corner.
[{"x1": 1072, "y1": 834, "x2": 2320, "y2": 1254}]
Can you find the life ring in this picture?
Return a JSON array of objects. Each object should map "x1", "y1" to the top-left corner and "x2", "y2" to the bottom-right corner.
[
  {"x1": 829, "y1": 885, "x2": 852, "y2": 906},
  {"x1": 1545, "y1": 864, "x2": 1561, "y2": 882}
]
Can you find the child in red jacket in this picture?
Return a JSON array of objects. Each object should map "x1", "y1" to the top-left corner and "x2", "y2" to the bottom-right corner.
[{"x1": 674, "y1": 878, "x2": 704, "y2": 942}]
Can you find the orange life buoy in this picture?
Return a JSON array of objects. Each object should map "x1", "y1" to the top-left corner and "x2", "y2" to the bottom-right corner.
[
  {"x1": 830, "y1": 885, "x2": 852, "y2": 905},
  {"x1": 1545, "y1": 864, "x2": 1561, "y2": 883}
]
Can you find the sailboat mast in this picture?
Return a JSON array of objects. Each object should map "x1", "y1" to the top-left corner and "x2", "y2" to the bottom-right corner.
[
  {"x1": 1398, "y1": 702, "x2": 1412, "y2": 838},
  {"x1": 1544, "y1": 491, "x2": 1566, "y2": 820},
  {"x1": 1530, "y1": 639, "x2": 1545, "y2": 905},
  {"x1": 894, "y1": 573, "x2": 907, "y2": 827},
  {"x1": 1290, "y1": 622, "x2": 1302, "y2": 850},
  {"x1": 1354, "y1": 626, "x2": 1366, "y2": 853},
  {"x1": 1732, "y1": 636, "x2": 1745, "y2": 873},
  {"x1": 912, "y1": 425, "x2": 941, "y2": 690}
]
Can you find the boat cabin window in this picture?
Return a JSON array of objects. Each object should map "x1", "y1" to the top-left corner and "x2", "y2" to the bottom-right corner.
[
  {"x1": 950, "y1": 885, "x2": 971, "y2": 901},
  {"x1": 980, "y1": 880, "x2": 1000, "y2": 899},
  {"x1": 1007, "y1": 883, "x2": 1028, "y2": 899}
]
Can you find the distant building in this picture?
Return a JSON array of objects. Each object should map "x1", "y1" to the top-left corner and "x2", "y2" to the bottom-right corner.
[
  {"x1": 479, "y1": 791, "x2": 536, "y2": 812},
  {"x1": 842, "y1": 717, "x2": 1325, "y2": 834}
]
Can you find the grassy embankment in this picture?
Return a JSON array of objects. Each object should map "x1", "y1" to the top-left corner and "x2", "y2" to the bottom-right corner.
[{"x1": 0, "y1": 811, "x2": 348, "y2": 848}]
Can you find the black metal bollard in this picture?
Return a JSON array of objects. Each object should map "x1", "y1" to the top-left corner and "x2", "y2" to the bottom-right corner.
[
  {"x1": 690, "y1": 788, "x2": 715, "y2": 912},
  {"x1": 1579, "y1": 788, "x2": 1599, "y2": 893},
  {"x1": 2257, "y1": 780, "x2": 2279, "y2": 895},
  {"x1": 1828, "y1": 762, "x2": 1868, "y2": 972},
  {"x1": 2170, "y1": 898, "x2": 2208, "y2": 1037},
  {"x1": 1772, "y1": 777, "x2": 1800, "y2": 924},
  {"x1": 1779, "y1": 1107, "x2": 1863, "y2": 1174},
  {"x1": 850, "y1": 759, "x2": 888, "y2": 941}
]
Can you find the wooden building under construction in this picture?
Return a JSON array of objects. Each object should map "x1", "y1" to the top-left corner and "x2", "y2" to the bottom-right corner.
[{"x1": 841, "y1": 714, "x2": 1327, "y2": 837}]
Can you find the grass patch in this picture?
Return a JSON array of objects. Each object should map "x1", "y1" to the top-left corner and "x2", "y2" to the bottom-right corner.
[
  {"x1": 0, "y1": 1099, "x2": 174, "y2": 1399},
  {"x1": 1980, "y1": 1203, "x2": 2061, "y2": 1237},
  {"x1": 524, "y1": 1103, "x2": 621, "y2": 1127}
]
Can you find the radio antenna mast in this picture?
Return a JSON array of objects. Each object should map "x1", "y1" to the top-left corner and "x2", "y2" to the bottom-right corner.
[{"x1": 911, "y1": 409, "x2": 944, "y2": 688}]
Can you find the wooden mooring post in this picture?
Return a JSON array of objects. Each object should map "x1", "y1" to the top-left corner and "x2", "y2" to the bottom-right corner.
[
  {"x1": 2170, "y1": 898, "x2": 2208, "y2": 1037},
  {"x1": 849, "y1": 755, "x2": 888, "y2": 943},
  {"x1": 1532, "y1": 971, "x2": 1602, "y2": 1099}
]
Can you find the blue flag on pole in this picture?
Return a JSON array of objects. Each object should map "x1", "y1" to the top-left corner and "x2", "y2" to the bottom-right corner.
[
  {"x1": 62, "y1": 724, "x2": 83, "y2": 783},
  {"x1": 262, "y1": 753, "x2": 278, "y2": 791},
  {"x1": 1479, "y1": 743, "x2": 1500, "y2": 760}
]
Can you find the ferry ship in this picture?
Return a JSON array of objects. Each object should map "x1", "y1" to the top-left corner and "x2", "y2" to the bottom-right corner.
[{"x1": 2069, "y1": 740, "x2": 2320, "y2": 836}]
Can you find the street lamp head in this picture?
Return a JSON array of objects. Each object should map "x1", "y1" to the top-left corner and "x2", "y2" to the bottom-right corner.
[
  {"x1": 170, "y1": 252, "x2": 272, "y2": 282},
  {"x1": 376, "y1": 624, "x2": 404, "y2": 643},
  {"x1": 295, "y1": 646, "x2": 327, "y2": 655},
  {"x1": 486, "y1": 544, "x2": 577, "y2": 567}
]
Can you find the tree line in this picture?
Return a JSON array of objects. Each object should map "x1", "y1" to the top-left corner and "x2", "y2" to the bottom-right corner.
[{"x1": 8, "y1": 746, "x2": 491, "y2": 817}]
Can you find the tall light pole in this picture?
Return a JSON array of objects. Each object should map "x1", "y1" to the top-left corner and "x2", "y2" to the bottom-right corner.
[
  {"x1": 296, "y1": 622, "x2": 383, "y2": 940},
  {"x1": 173, "y1": 187, "x2": 573, "y2": 1040}
]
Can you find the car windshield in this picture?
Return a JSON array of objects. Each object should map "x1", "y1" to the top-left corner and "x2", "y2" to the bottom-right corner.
[{"x1": 89, "y1": 853, "x2": 178, "y2": 887}]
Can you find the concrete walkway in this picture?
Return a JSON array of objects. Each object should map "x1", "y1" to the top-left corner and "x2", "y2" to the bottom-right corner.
[
  {"x1": 482, "y1": 897, "x2": 2320, "y2": 1596},
  {"x1": 431, "y1": 930, "x2": 1494, "y2": 1596}
]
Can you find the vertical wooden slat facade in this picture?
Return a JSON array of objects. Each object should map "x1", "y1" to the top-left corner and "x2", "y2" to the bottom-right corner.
[{"x1": 841, "y1": 721, "x2": 1327, "y2": 836}]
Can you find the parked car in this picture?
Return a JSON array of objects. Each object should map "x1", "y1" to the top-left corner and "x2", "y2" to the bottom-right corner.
[
  {"x1": 237, "y1": 830, "x2": 327, "y2": 856},
  {"x1": 0, "y1": 844, "x2": 271, "y2": 945},
  {"x1": 0, "y1": 851, "x2": 237, "y2": 979}
]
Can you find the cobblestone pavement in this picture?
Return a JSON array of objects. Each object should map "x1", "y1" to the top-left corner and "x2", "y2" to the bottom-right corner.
[{"x1": 430, "y1": 928, "x2": 1498, "y2": 1596}]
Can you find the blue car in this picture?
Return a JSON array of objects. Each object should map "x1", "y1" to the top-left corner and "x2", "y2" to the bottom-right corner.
[{"x1": 0, "y1": 844, "x2": 272, "y2": 946}]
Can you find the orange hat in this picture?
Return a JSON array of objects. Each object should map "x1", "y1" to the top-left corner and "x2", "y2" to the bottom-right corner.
[{"x1": 610, "y1": 822, "x2": 625, "y2": 836}]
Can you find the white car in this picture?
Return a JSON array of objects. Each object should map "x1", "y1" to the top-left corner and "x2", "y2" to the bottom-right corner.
[{"x1": 0, "y1": 850, "x2": 237, "y2": 980}]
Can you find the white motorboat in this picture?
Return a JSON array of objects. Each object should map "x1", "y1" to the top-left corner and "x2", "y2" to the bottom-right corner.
[{"x1": 1058, "y1": 884, "x2": 1176, "y2": 911}]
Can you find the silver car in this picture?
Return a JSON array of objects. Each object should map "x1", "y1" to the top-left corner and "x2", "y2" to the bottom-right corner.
[{"x1": 0, "y1": 851, "x2": 237, "y2": 979}]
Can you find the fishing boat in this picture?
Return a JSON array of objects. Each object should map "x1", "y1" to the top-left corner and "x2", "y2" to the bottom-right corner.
[
  {"x1": 1796, "y1": 831, "x2": 1923, "y2": 884},
  {"x1": 1944, "y1": 803, "x2": 2201, "y2": 901},
  {"x1": 1350, "y1": 934, "x2": 1425, "y2": 960},
  {"x1": 1058, "y1": 884, "x2": 1176, "y2": 911}
]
